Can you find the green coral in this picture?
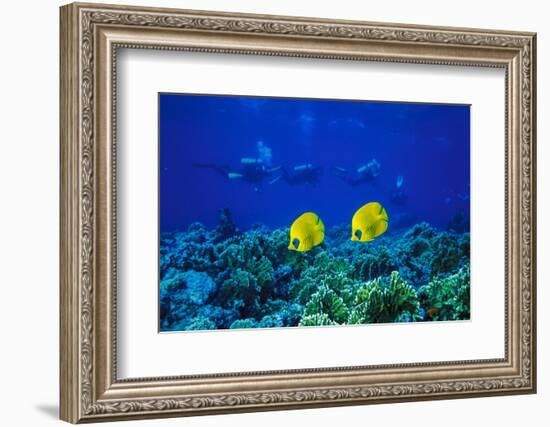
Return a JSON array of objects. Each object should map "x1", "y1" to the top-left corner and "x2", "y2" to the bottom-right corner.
[
  {"x1": 255, "y1": 256, "x2": 275, "y2": 290},
  {"x1": 292, "y1": 252, "x2": 355, "y2": 305},
  {"x1": 218, "y1": 268, "x2": 260, "y2": 315},
  {"x1": 213, "y1": 233, "x2": 278, "y2": 316},
  {"x1": 263, "y1": 228, "x2": 293, "y2": 263},
  {"x1": 352, "y1": 249, "x2": 395, "y2": 282},
  {"x1": 216, "y1": 232, "x2": 270, "y2": 272},
  {"x1": 418, "y1": 264, "x2": 470, "y2": 321},
  {"x1": 348, "y1": 271, "x2": 420, "y2": 324},
  {"x1": 302, "y1": 285, "x2": 349, "y2": 324},
  {"x1": 299, "y1": 313, "x2": 338, "y2": 327}
]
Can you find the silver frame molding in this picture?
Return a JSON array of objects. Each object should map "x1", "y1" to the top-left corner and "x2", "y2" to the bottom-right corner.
[{"x1": 60, "y1": 2, "x2": 537, "y2": 423}]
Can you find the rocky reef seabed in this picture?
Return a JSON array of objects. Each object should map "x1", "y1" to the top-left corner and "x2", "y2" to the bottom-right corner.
[{"x1": 160, "y1": 209, "x2": 470, "y2": 332}]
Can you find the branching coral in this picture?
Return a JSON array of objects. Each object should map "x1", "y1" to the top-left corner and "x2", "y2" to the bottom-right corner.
[
  {"x1": 352, "y1": 250, "x2": 395, "y2": 282},
  {"x1": 255, "y1": 256, "x2": 275, "y2": 291},
  {"x1": 391, "y1": 222, "x2": 469, "y2": 285},
  {"x1": 217, "y1": 268, "x2": 260, "y2": 316},
  {"x1": 417, "y1": 264, "x2": 470, "y2": 321},
  {"x1": 404, "y1": 222, "x2": 436, "y2": 240},
  {"x1": 429, "y1": 233, "x2": 463, "y2": 277},
  {"x1": 348, "y1": 271, "x2": 420, "y2": 324},
  {"x1": 291, "y1": 252, "x2": 355, "y2": 306},
  {"x1": 299, "y1": 313, "x2": 337, "y2": 327},
  {"x1": 302, "y1": 285, "x2": 349, "y2": 324}
]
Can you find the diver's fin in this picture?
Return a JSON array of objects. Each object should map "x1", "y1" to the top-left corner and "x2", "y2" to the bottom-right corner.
[
  {"x1": 331, "y1": 167, "x2": 355, "y2": 185},
  {"x1": 193, "y1": 163, "x2": 231, "y2": 178},
  {"x1": 267, "y1": 166, "x2": 282, "y2": 174},
  {"x1": 280, "y1": 166, "x2": 292, "y2": 183},
  {"x1": 193, "y1": 162, "x2": 229, "y2": 169},
  {"x1": 268, "y1": 175, "x2": 282, "y2": 185},
  {"x1": 332, "y1": 167, "x2": 349, "y2": 179}
]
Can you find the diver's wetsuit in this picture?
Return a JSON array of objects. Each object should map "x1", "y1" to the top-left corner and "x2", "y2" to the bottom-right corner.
[
  {"x1": 332, "y1": 159, "x2": 381, "y2": 186},
  {"x1": 193, "y1": 163, "x2": 232, "y2": 178},
  {"x1": 194, "y1": 158, "x2": 281, "y2": 190},
  {"x1": 281, "y1": 164, "x2": 322, "y2": 186}
]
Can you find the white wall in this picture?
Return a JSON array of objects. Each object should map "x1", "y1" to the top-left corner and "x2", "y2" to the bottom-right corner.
[{"x1": 0, "y1": 0, "x2": 545, "y2": 425}]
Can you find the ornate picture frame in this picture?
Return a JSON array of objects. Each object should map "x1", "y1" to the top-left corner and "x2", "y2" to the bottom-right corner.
[{"x1": 60, "y1": 2, "x2": 536, "y2": 423}]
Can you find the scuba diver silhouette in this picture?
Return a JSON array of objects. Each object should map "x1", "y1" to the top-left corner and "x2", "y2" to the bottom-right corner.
[
  {"x1": 390, "y1": 175, "x2": 407, "y2": 205},
  {"x1": 280, "y1": 163, "x2": 323, "y2": 186},
  {"x1": 332, "y1": 159, "x2": 381, "y2": 186},
  {"x1": 193, "y1": 157, "x2": 281, "y2": 192}
]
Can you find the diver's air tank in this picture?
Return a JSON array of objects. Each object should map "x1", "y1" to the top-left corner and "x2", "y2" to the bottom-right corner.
[{"x1": 240, "y1": 158, "x2": 263, "y2": 165}]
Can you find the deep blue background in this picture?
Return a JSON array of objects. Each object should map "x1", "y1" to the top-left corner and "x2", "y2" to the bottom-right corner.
[{"x1": 159, "y1": 94, "x2": 470, "y2": 232}]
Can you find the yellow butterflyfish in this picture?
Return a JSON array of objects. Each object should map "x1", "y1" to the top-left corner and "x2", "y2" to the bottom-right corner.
[
  {"x1": 351, "y1": 202, "x2": 389, "y2": 242},
  {"x1": 288, "y1": 212, "x2": 325, "y2": 252}
]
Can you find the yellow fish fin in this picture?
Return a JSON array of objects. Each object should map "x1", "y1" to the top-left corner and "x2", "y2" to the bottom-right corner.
[
  {"x1": 362, "y1": 202, "x2": 382, "y2": 217},
  {"x1": 312, "y1": 216, "x2": 325, "y2": 246},
  {"x1": 298, "y1": 212, "x2": 319, "y2": 225},
  {"x1": 379, "y1": 206, "x2": 389, "y2": 222},
  {"x1": 374, "y1": 218, "x2": 388, "y2": 238}
]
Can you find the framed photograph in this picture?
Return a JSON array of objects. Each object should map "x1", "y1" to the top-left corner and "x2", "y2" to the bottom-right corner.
[{"x1": 60, "y1": 2, "x2": 537, "y2": 423}]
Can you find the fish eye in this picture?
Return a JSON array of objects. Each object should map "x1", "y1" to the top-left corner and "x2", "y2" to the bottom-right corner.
[
  {"x1": 354, "y1": 229, "x2": 362, "y2": 240},
  {"x1": 293, "y1": 238, "x2": 300, "y2": 249}
]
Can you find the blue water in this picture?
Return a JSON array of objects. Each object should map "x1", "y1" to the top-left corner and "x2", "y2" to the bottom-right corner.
[{"x1": 159, "y1": 93, "x2": 470, "y2": 233}]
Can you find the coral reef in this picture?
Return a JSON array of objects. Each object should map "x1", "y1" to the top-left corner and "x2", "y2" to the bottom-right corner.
[
  {"x1": 447, "y1": 211, "x2": 470, "y2": 234},
  {"x1": 348, "y1": 271, "x2": 420, "y2": 324},
  {"x1": 303, "y1": 286, "x2": 349, "y2": 324},
  {"x1": 160, "y1": 213, "x2": 470, "y2": 331},
  {"x1": 299, "y1": 313, "x2": 337, "y2": 327},
  {"x1": 214, "y1": 208, "x2": 237, "y2": 241},
  {"x1": 417, "y1": 264, "x2": 470, "y2": 321}
]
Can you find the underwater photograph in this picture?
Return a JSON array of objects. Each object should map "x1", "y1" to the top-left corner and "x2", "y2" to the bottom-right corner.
[{"x1": 159, "y1": 93, "x2": 471, "y2": 332}]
